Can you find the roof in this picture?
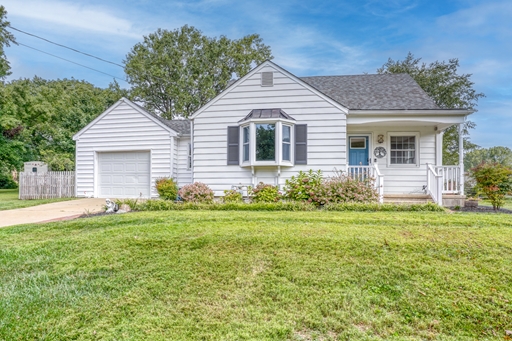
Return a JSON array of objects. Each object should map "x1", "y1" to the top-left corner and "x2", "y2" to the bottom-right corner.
[
  {"x1": 300, "y1": 74, "x2": 440, "y2": 110},
  {"x1": 239, "y1": 108, "x2": 295, "y2": 122},
  {"x1": 165, "y1": 119, "x2": 191, "y2": 135}
]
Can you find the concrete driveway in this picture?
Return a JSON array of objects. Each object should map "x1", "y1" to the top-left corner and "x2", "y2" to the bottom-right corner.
[{"x1": 0, "y1": 198, "x2": 106, "y2": 228}]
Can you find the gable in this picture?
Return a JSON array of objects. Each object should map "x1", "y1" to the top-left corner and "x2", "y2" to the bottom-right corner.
[
  {"x1": 190, "y1": 61, "x2": 349, "y2": 120},
  {"x1": 73, "y1": 98, "x2": 177, "y2": 140}
]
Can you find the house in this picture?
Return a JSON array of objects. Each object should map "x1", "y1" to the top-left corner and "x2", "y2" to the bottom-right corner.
[{"x1": 73, "y1": 60, "x2": 471, "y2": 205}]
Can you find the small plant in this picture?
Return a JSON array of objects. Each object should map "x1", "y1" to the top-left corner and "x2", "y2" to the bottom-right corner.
[
  {"x1": 155, "y1": 177, "x2": 179, "y2": 201},
  {"x1": 179, "y1": 182, "x2": 214, "y2": 203},
  {"x1": 284, "y1": 170, "x2": 323, "y2": 202},
  {"x1": 471, "y1": 162, "x2": 512, "y2": 211},
  {"x1": 249, "y1": 182, "x2": 281, "y2": 203},
  {"x1": 223, "y1": 189, "x2": 243, "y2": 203}
]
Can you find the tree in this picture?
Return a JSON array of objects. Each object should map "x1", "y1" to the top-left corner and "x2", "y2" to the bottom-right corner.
[
  {"x1": 471, "y1": 162, "x2": 512, "y2": 210},
  {"x1": 0, "y1": 78, "x2": 126, "y2": 172},
  {"x1": 0, "y1": 6, "x2": 16, "y2": 79},
  {"x1": 377, "y1": 52, "x2": 485, "y2": 165},
  {"x1": 124, "y1": 25, "x2": 272, "y2": 119},
  {"x1": 465, "y1": 146, "x2": 512, "y2": 171}
]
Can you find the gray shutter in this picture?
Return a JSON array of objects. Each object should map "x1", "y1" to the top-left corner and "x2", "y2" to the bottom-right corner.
[
  {"x1": 227, "y1": 126, "x2": 239, "y2": 165},
  {"x1": 295, "y1": 124, "x2": 307, "y2": 164}
]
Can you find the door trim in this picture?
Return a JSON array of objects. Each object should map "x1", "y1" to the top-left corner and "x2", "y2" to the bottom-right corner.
[{"x1": 347, "y1": 134, "x2": 372, "y2": 166}]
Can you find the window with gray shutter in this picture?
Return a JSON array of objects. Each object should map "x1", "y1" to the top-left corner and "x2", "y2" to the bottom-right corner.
[
  {"x1": 295, "y1": 124, "x2": 307, "y2": 164},
  {"x1": 227, "y1": 126, "x2": 240, "y2": 165}
]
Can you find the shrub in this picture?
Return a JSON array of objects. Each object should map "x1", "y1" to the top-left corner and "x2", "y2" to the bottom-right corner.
[
  {"x1": 284, "y1": 170, "x2": 323, "y2": 202},
  {"x1": 249, "y1": 182, "x2": 281, "y2": 203},
  {"x1": 316, "y1": 172, "x2": 379, "y2": 205},
  {"x1": 0, "y1": 174, "x2": 18, "y2": 189},
  {"x1": 471, "y1": 162, "x2": 512, "y2": 210},
  {"x1": 155, "y1": 177, "x2": 178, "y2": 200},
  {"x1": 179, "y1": 182, "x2": 214, "y2": 203},
  {"x1": 223, "y1": 189, "x2": 243, "y2": 203}
]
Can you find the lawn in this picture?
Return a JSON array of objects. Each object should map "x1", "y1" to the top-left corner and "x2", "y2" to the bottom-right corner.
[
  {"x1": 0, "y1": 211, "x2": 511, "y2": 340},
  {"x1": 0, "y1": 189, "x2": 74, "y2": 211}
]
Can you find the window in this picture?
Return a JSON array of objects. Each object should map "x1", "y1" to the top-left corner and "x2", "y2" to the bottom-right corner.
[
  {"x1": 282, "y1": 125, "x2": 291, "y2": 161},
  {"x1": 390, "y1": 135, "x2": 416, "y2": 164},
  {"x1": 350, "y1": 137, "x2": 366, "y2": 149},
  {"x1": 255, "y1": 124, "x2": 275, "y2": 161},
  {"x1": 243, "y1": 126, "x2": 250, "y2": 162}
]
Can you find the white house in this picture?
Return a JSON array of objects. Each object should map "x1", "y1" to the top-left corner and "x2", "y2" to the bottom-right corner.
[{"x1": 73, "y1": 60, "x2": 471, "y2": 205}]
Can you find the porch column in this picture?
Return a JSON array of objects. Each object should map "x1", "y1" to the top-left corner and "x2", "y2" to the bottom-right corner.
[
  {"x1": 435, "y1": 130, "x2": 444, "y2": 166},
  {"x1": 458, "y1": 124, "x2": 464, "y2": 195}
]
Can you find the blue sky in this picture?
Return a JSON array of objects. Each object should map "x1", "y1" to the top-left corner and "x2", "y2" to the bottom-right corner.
[{"x1": 3, "y1": 0, "x2": 511, "y2": 148}]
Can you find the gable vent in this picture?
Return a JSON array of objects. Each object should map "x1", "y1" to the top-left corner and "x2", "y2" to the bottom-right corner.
[{"x1": 261, "y1": 72, "x2": 274, "y2": 87}]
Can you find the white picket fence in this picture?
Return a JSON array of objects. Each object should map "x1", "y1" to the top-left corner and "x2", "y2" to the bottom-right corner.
[{"x1": 19, "y1": 172, "x2": 75, "y2": 200}]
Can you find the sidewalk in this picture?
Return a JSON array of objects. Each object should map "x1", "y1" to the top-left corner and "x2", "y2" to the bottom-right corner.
[{"x1": 0, "y1": 198, "x2": 106, "y2": 228}]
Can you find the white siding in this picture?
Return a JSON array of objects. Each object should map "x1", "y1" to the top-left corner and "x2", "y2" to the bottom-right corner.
[
  {"x1": 193, "y1": 64, "x2": 347, "y2": 196},
  {"x1": 176, "y1": 137, "x2": 192, "y2": 187},
  {"x1": 348, "y1": 125, "x2": 437, "y2": 194},
  {"x1": 75, "y1": 102, "x2": 172, "y2": 198}
]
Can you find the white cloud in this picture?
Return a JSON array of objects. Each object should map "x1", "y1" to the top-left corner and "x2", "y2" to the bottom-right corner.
[{"x1": 3, "y1": 0, "x2": 142, "y2": 38}]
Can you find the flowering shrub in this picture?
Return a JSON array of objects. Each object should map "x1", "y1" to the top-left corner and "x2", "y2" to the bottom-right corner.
[
  {"x1": 471, "y1": 162, "x2": 512, "y2": 210},
  {"x1": 249, "y1": 182, "x2": 282, "y2": 202},
  {"x1": 283, "y1": 170, "x2": 323, "y2": 202},
  {"x1": 223, "y1": 189, "x2": 243, "y2": 203},
  {"x1": 179, "y1": 182, "x2": 214, "y2": 203},
  {"x1": 316, "y1": 172, "x2": 379, "y2": 205},
  {"x1": 155, "y1": 177, "x2": 178, "y2": 200}
]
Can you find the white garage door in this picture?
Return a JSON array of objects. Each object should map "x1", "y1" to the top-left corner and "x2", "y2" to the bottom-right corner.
[{"x1": 98, "y1": 151, "x2": 150, "y2": 198}]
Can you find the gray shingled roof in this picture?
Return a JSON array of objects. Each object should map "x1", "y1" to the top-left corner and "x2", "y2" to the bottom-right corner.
[
  {"x1": 165, "y1": 119, "x2": 191, "y2": 135},
  {"x1": 239, "y1": 108, "x2": 295, "y2": 122},
  {"x1": 300, "y1": 74, "x2": 440, "y2": 110}
]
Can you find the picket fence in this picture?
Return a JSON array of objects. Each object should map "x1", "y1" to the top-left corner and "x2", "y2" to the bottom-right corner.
[{"x1": 19, "y1": 172, "x2": 75, "y2": 200}]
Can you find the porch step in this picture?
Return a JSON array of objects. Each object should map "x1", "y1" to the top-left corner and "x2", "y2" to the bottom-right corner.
[{"x1": 383, "y1": 194, "x2": 433, "y2": 204}]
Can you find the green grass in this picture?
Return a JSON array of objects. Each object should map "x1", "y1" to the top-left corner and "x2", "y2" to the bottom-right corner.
[
  {"x1": 1, "y1": 211, "x2": 511, "y2": 340},
  {"x1": 0, "y1": 189, "x2": 74, "y2": 211}
]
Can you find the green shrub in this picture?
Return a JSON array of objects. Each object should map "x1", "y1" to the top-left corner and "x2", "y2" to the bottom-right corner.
[
  {"x1": 323, "y1": 202, "x2": 445, "y2": 212},
  {"x1": 317, "y1": 172, "x2": 379, "y2": 205},
  {"x1": 0, "y1": 174, "x2": 18, "y2": 189},
  {"x1": 284, "y1": 170, "x2": 323, "y2": 202},
  {"x1": 223, "y1": 189, "x2": 243, "y2": 203},
  {"x1": 155, "y1": 177, "x2": 179, "y2": 200},
  {"x1": 179, "y1": 182, "x2": 214, "y2": 203},
  {"x1": 471, "y1": 162, "x2": 512, "y2": 210},
  {"x1": 249, "y1": 182, "x2": 281, "y2": 203}
]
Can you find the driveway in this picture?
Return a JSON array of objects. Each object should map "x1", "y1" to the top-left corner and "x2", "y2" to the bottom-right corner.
[{"x1": 0, "y1": 198, "x2": 106, "y2": 228}]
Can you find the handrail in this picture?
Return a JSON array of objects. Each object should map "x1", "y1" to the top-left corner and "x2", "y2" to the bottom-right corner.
[
  {"x1": 373, "y1": 163, "x2": 384, "y2": 204},
  {"x1": 435, "y1": 165, "x2": 460, "y2": 194},
  {"x1": 426, "y1": 163, "x2": 443, "y2": 205}
]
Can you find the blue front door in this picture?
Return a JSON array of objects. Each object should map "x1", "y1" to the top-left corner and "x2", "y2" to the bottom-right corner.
[{"x1": 349, "y1": 136, "x2": 369, "y2": 166}]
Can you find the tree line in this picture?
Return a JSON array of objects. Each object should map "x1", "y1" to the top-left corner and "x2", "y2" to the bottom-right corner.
[{"x1": 1, "y1": 4, "x2": 509, "y2": 186}]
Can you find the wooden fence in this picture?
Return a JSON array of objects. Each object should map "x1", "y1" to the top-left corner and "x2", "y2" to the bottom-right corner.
[{"x1": 19, "y1": 172, "x2": 75, "y2": 200}]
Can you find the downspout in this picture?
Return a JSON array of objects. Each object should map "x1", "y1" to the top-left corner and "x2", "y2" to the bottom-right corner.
[{"x1": 458, "y1": 123, "x2": 464, "y2": 195}]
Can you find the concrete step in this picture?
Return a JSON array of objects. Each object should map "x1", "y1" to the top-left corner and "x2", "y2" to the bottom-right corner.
[{"x1": 383, "y1": 194, "x2": 433, "y2": 204}]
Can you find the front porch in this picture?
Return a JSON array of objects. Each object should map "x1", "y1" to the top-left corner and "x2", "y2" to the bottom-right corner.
[{"x1": 347, "y1": 163, "x2": 465, "y2": 206}]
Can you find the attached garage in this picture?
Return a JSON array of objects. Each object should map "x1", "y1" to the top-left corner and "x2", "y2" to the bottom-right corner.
[
  {"x1": 73, "y1": 98, "x2": 188, "y2": 198},
  {"x1": 98, "y1": 151, "x2": 150, "y2": 198}
]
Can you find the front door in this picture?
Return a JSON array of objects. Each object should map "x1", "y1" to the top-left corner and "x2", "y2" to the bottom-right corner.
[{"x1": 349, "y1": 136, "x2": 369, "y2": 166}]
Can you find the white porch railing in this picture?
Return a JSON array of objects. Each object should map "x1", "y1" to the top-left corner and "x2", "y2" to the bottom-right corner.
[
  {"x1": 426, "y1": 164, "x2": 443, "y2": 205},
  {"x1": 435, "y1": 166, "x2": 460, "y2": 194},
  {"x1": 346, "y1": 164, "x2": 384, "y2": 203}
]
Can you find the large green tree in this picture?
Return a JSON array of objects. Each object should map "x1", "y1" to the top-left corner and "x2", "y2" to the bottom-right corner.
[
  {"x1": 465, "y1": 146, "x2": 512, "y2": 171},
  {"x1": 124, "y1": 25, "x2": 272, "y2": 119},
  {"x1": 0, "y1": 5, "x2": 16, "y2": 79},
  {"x1": 377, "y1": 53, "x2": 485, "y2": 165},
  {"x1": 0, "y1": 78, "x2": 127, "y2": 172}
]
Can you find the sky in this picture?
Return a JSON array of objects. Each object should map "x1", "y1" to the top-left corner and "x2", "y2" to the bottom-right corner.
[{"x1": 2, "y1": 0, "x2": 511, "y2": 148}]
